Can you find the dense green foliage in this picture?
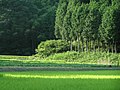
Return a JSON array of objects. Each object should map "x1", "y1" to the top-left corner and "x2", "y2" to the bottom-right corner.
[
  {"x1": 55, "y1": 0, "x2": 120, "y2": 53},
  {"x1": 46, "y1": 51, "x2": 120, "y2": 65},
  {"x1": 36, "y1": 40, "x2": 69, "y2": 57},
  {"x1": 0, "y1": 0, "x2": 58, "y2": 55},
  {"x1": 0, "y1": 0, "x2": 120, "y2": 56},
  {"x1": 0, "y1": 71, "x2": 120, "y2": 90}
]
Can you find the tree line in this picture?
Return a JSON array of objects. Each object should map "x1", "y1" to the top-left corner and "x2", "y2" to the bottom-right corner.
[
  {"x1": 55, "y1": 0, "x2": 120, "y2": 53},
  {"x1": 0, "y1": 0, "x2": 120, "y2": 55}
]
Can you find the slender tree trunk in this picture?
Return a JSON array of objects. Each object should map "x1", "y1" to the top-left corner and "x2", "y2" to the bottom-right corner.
[
  {"x1": 77, "y1": 37, "x2": 80, "y2": 52},
  {"x1": 107, "y1": 43, "x2": 110, "y2": 53},
  {"x1": 81, "y1": 38, "x2": 84, "y2": 52},
  {"x1": 75, "y1": 43, "x2": 77, "y2": 51},
  {"x1": 74, "y1": 40, "x2": 77, "y2": 51},
  {"x1": 112, "y1": 42, "x2": 114, "y2": 53},
  {"x1": 115, "y1": 41, "x2": 117, "y2": 53},
  {"x1": 105, "y1": 43, "x2": 108, "y2": 53},
  {"x1": 70, "y1": 40, "x2": 73, "y2": 51},
  {"x1": 88, "y1": 39, "x2": 90, "y2": 52},
  {"x1": 86, "y1": 40, "x2": 88, "y2": 52},
  {"x1": 93, "y1": 40, "x2": 96, "y2": 52},
  {"x1": 107, "y1": 46, "x2": 110, "y2": 66},
  {"x1": 117, "y1": 60, "x2": 119, "y2": 67},
  {"x1": 89, "y1": 41, "x2": 92, "y2": 51}
]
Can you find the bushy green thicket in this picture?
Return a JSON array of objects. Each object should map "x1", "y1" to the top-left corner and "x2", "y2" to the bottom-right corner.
[
  {"x1": 46, "y1": 51, "x2": 120, "y2": 65},
  {"x1": 36, "y1": 40, "x2": 69, "y2": 58}
]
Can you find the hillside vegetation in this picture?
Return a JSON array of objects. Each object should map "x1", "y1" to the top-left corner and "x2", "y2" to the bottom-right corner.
[{"x1": 0, "y1": 0, "x2": 120, "y2": 55}]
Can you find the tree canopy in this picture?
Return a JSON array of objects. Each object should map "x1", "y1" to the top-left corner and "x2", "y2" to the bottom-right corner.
[
  {"x1": 55, "y1": 0, "x2": 120, "y2": 53},
  {"x1": 0, "y1": 0, "x2": 120, "y2": 55},
  {"x1": 0, "y1": 0, "x2": 59, "y2": 55}
]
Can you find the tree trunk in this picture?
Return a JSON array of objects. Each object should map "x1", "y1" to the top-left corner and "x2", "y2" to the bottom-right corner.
[
  {"x1": 88, "y1": 39, "x2": 90, "y2": 52},
  {"x1": 89, "y1": 39, "x2": 91, "y2": 52},
  {"x1": 86, "y1": 40, "x2": 88, "y2": 52},
  {"x1": 115, "y1": 41, "x2": 117, "y2": 53},
  {"x1": 112, "y1": 43, "x2": 114, "y2": 53},
  {"x1": 81, "y1": 38, "x2": 84, "y2": 52},
  {"x1": 70, "y1": 40, "x2": 73, "y2": 51},
  {"x1": 107, "y1": 43, "x2": 110, "y2": 53},
  {"x1": 77, "y1": 37, "x2": 80, "y2": 52},
  {"x1": 93, "y1": 40, "x2": 96, "y2": 52}
]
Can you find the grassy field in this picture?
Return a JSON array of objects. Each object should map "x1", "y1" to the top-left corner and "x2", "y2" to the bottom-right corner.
[
  {"x1": 0, "y1": 70, "x2": 120, "y2": 90},
  {"x1": 0, "y1": 53, "x2": 119, "y2": 67},
  {"x1": 0, "y1": 55, "x2": 120, "y2": 90},
  {"x1": 0, "y1": 59, "x2": 111, "y2": 67}
]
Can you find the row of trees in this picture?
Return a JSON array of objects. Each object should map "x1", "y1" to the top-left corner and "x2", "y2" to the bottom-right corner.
[
  {"x1": 0, "y1": 0, "x2": 58, "y2": 55},
  {"x1": 0, "y1": 0, "x2": 120, "y2": 55},
  {"x1": 55, "y1": 0, "x2": 120, "y2": 53}
]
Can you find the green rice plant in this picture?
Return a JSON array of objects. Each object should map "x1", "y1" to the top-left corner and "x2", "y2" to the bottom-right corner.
[
  {"x1": 0, "y1": 71, "x2": 120, "y2": 90},
  {"x1": 0, "y1": 74, "x2": 3, "y2": 77}
]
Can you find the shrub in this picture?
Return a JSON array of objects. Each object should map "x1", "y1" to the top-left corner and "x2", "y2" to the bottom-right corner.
[
  {"x1": 46, "y1": 51, "x2": 80, "y2": 61},
  {"x1": 36, "y1": 40, "x2": 69, "y2": 58},
  {"x1": 46, "y1": 51, "x2": 120, "y2": 65}
]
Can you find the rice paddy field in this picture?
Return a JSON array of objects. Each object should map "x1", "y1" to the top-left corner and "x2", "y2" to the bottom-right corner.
[
  {"x1": 0, "y1": 70, "x2": 120, "y2": 90},
  {"x1": 0, "y1": 55, "x2": 119, "y2": 68}
]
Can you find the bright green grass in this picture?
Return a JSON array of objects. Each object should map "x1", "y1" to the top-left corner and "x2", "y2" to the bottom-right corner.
[{"x1": 0, "y1": 70, "x2": 120, "y2": 90}]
